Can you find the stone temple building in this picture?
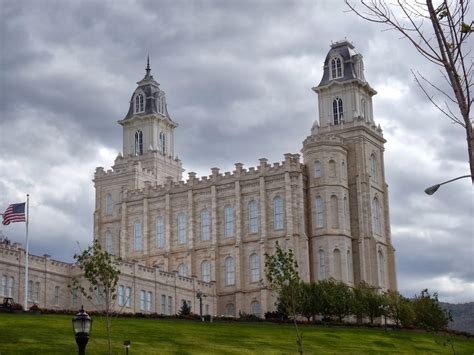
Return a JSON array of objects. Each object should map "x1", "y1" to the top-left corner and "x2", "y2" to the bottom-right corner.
[{"x1": 0, "y1": 40, "x2": 396, "y2": 316}]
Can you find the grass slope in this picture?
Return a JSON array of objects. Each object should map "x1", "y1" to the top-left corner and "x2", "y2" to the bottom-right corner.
[{"x1": 0, "y1": 313, "x2": 473, "y2": 354}]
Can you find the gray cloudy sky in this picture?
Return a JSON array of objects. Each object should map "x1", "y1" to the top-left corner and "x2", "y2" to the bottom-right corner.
[{"x1": 0, "y1": 0, "x2": 472, "y2": 303}]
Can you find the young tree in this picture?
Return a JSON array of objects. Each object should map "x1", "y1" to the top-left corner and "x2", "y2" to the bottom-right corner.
[
  {"x1": 353, "y1": 281, "x2": 385, "y2": 324},
  {"x1": 318, "y1": 279, "x2": 353, "y2": 322},
  {"x1": 69, "y1": 239, "x2": 120, "y2": 355},
  {"x1": 265, "y1": 242, "x2": 303, "y2": 354},
  {"x1": 413, "y1": 289, "x2": 452, "y2": 331},
  {"x1": 178, "y1": 300, "x2": 192, "y2": 317},
  {"x1": 384, "y1": 289, "x2": 415, "y2": 327},
  {"x1": 346, "y1": 0, "x2": 474, "y2": 182},
  {"x1": 299, "y1": 282, "x2": 322, "y2": 322}
]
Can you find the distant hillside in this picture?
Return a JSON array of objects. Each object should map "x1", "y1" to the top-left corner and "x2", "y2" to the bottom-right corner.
[{"x1": 440, "y1": 302, "x2": 474, "y2": 334}]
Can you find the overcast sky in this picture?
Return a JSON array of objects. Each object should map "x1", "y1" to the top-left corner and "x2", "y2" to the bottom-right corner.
[{"x1": 0, "y1": 0, "x2": 472, "y2": 303}]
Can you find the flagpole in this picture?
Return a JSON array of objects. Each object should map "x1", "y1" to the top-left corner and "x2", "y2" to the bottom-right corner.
[{"x1": 24, "y1": 194, "x2": 29, "y2": 311}]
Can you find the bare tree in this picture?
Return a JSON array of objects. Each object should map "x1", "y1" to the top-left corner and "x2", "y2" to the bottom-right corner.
[{"x1": 346, "y1": 0, "x2": 473, "y2": 182}]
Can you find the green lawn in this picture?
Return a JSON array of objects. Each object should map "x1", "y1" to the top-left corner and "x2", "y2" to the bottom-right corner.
[{"x1": 0, "y1": 313, "x2": 472, "y2": 354}]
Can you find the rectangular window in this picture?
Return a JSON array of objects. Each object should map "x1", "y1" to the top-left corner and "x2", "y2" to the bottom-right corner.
[
  {"x1": 273, "y1": 196, "x2": 284, "y2": 230},
  {"x1": 201, "y1": 209, "x2": 210, "y2": 241},
  {"x1": 146, "y1": 291, "x2": 152, "y2": 312},
  {"x1": 54, "y1": 286, "x2": 60, "y2": 306},
  {"x1": 250, "y1": 254, "x2": 260, "y2": 283},
  {"x1": 156, "y1": 216, "x2": 165, "y2": 248},
  {"x1": 34, "y1": 282, "x2": 40, "y2": 303},
  {"x1": 178, "y1": 213, "x2": 187, "y2": 244},
  {"x1": 140, "y1": 290, "x2": 145, "y2": 311},
  {"x1": 167, "y1": 296, "x2": 172, "y2": 315},
  {"x1": 125, "y1": 287, "x2": 131, "y2": 307},
  {"x1": 249, "y1": 201, "x2": 258, "y2": 234},
  {"x1": 224, "y1": 206, "x2": 234, "y2": 237},
  {"x1": 118, "y1": 286, "x2": 124, "y2": 306},
  {"x1": 1, "y1": 275, "x2": 6, "y2": 297},
  {"x1": 72, "y1": 288, "x2": 78, "y2": 307},
  {"x1": 315, "y1": 197, "x2": 324, "y2": 228},
  {"x1": 105, "y1": 230, "x2": 112, "y2": 254},
  {"x1": 134, "y1": 221, "x2": 142, "y2": 251},
  {"x1": 28, "y1": 280, "x2": 33, "y2": 301},
  {"x1": 161, "y1": 295, "x2": 166, "y2": 314}
]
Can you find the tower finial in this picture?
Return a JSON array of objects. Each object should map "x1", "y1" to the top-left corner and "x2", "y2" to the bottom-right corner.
[{"x1": 146, "y1": 55, "x2": 151, "y2": 77}]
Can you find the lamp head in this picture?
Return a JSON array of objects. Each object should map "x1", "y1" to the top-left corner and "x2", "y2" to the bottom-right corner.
[
  {"x1": 72, "y1": 306, "x2": 92, "y2": 335},
  {"x1": 424, "y1": 184, "x2": 440, "y2": 195}
]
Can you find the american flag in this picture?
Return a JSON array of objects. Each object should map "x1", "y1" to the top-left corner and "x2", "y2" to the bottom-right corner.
[{"x1": 1, "y1": 203, "x2": 26, "y2": 225}]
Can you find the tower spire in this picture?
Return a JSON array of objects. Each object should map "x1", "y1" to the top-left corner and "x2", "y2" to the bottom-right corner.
[{"x1": 146, "y1": 55, "x2": 151, "y2": 76}]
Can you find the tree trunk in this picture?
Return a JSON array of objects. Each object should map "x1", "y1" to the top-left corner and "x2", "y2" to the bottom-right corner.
[{"x1": 106, "y1": 301, "x2": 112, "y2": 355}]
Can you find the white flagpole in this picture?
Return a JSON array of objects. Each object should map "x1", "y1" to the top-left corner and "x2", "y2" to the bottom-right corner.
[{"x1": 24, "y1": 194, "x2": 29, "y2": 310}]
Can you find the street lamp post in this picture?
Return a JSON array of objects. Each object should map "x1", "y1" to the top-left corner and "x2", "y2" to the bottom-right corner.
[
  {"x1": 72, "y1": 306, "x2": 92, "y2": 355},
  {"x1": 196, "y1": 290, "x2": 207, "y2": 321},
  {"x1": 424, "y1": 175, "x2": 472, "y2": 195},
  {"x1": 123, "y1": 340, "x2": 131, "y2": 355}
]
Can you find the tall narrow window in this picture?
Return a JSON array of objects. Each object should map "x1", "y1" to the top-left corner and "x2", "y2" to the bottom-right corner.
[
  {"x1": 201, "y1": 209, "x2": 210, "y2": 241},
  {"x1": 329, "y1": 160, "x2": 336, "y2": 177},
  {"x1": 160, "y1": 131, "x2": 166, "y2": 156},
  {"x1": 248, "y1": 200, "x2": 258, "y2": 234},
  {"x1": 160, "y1": 294, "x2": 166, "y2": 314},
  {"x1": 331, "y1": 57, "x2": 343, "y2": 79},
  {"x1": 118, "y1": 286, "x2": 124, "y2": 306},
  {"x1": 135, "y1": 93, "x2": 145, "y2": 113},
  {"x1": 330, "y1": 195, "x2": 339, "y2": 229},
  {"x1": 372, "y1": 197, "x2": 382, "y2": 234},
  {"x1": 177, "y1": 213, "x2": 187, "y2": 244},
  {"x1": 178, "y1": 263, "x2": 187, "y2": 277},
  {"x1": 224, "y1": 205, "x2": 234, "y2": 237},
  {"x1": 167, "y1": 296, "x2": 172, "y2": 315},
  {"x1": 314, "y1": 161, "x2": 321, "y2": 178},
  {"x1": 125, "y1": 287, "x2": 131, "y2": 307},
  {"x1": 347, "y1": 250, "x2": 353, "y2": 283},
  {"x1": 315, "y1": 196, "x2": 324, "y2": 228},
  {"x1": 134, "y1": 130, "x2": 143, "y2": 155},
  {"x1": 34, "y1": 282, "x2": 40, "y2": 303},
  {"x1": 201, "y1": 260, "x2": 211, "y2": 282},
  {"x1": 105, "y1": 230, "x2": 112, "y2": 253},
  {"x1": 140, "y1": 290, "x2": 146, "y2": 311},
  {"x1": 273, "y1": 196, "x2": 284, "y2": 230},
  {"x1": 250, "y1": 301, "x2": 261, "y2": 317},
  {"x1": 333, "y1": 249, "x2": 342, "y2": 280},
  {"x1": 54, "y1": 286, "x2": 60, "y2": 306},
  {"x1": 319, "y1": 249, "x2": 327, "y2": 280},
  {"x1": 361, "y1": 99, "x2": 367, "y2": 119},
  {"x1": 225, "y1": 257, "x2": 235, "y2": 286},
  {"x1": 72, "y1": 288, "x2": 78, "y2": 307},
  {"x1": 370, "y1": 154, "x2": 377, "y2": 180},
  {"x1": 105, "y1": 194, "x2": 113, "y2": 215},
  {"x1": 7, "y1": 277, "x2": 14, "y2": 298},
  {"x1": 146, "y1": 291, "x2": 152, "y2": 312},
  {"x1": 134, "y1": 221, "x2": 142, "y2": 251},
  {"x1": 378, "y1": 250, "x2": 386, "y2": 287},
  {"x1": 332, "y1": 98, "x2": 343, "y2": 125},
  {"x1": 249, "y1": 254, "x2": 260, "y2": 283},
  {"x1": 343, "y1": 196, "x2": 349, "y2": 231},
  {"x1": 28, "y1": 280, "x2": 33, "y2": 301},
  {"x1": 1, "y1": 276, "x2": 6, "y2": 297},
  {"x1": 156, "y1": 216, "x2": 165, "y2": 248}
]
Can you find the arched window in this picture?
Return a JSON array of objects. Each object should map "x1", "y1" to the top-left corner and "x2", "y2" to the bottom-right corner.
[
  {"x1": 314, "y1": 161, "x2": 321, "y2": 178},
  {"x1": 347, "y1": 250, "x2": 353, "y2": 283},
  {"x1": 105, "y1": 230, "x2": 112, "y2": 253},
  {"x1": 319, "y1": 249, "x2": 327, "y2": 280},
  {"x1": 330, "y1": 57, "x2": 343, "y2": 79},
  {"x1": 146, "y1": 291, "x2": 153, "y2": 311},
  {"x1": 329, "y1": 160, "x2": 336, "y2": 177},
  {"x1": 134, "y1": 130, "x2": 143, "y2": 155},
  {"x1": 273, "y1": 196, "x2": 284, "y2": 230},
  {"x1": 250, "y1": 301, "x2": 261, "y2": 317},
  {"x1": 332, "y1": 98, "x2": 343, "y2": 125},
  {"x1": 378, "y1": 250, "x2": 386, "y2": 287},
  {"x1": 225, "y1": 303, "x2": 236, "y2": 317},
  {"x1": 178, "y1": 263, "x2": 187, "y2": 277},
  {"x1": 225, "y1": 257, "x2": 235, "y2": 286},
  {"x1": 135, "y1": 93, "x2": 145, "y2": 113},
  {"x1": 201, "y1": 209, "x2": 210, "y2": 241},
  {"x1": 224, "y1": 205, "x2": 234, "y2": 237},
  {"x1": 333, "y1": 248, "x2": 342, "y2": 280},
  {"x1": 105, "y1": 194, "x2": 113, "y2": 215},
  {"x1": 315, "y1": 196, "x2": 324, "y2": 228},
  {"x1": 160, "y1": 131, "x2": 166, "y2": 156},
  {"x1": 248, "y1": 200, "x2": 258, "y2": 234},
  {"x1": 372, "y1": 197, "x2": 382, "y2": 234},
  {"x1": 134, "y1": 221, "x2": 142, "y2": 251},
  {"x1": 361, "y1": 99, "x2": 367, "y2": 119},
  {"x1": 249, "y1": 253, "x2": 260, "y2": 283},
  {"x1": 156, "y1": 216, "x2": 165, "y2": 248},
  {"x1": 177, "y1": 213, "x2": 187, "y2": 244},
  {"x1": 343, "y1": 196, "x2": 349, "y2": 230},
  {"x1": 370, "y1": 154, "x2": 377, "y2": 180},
  {"x1": 201, "y1": 260, "x2": 211, "y2": 282},
  {"x1": 330, "y1": 195, "x2": 339, "y2": 229}
]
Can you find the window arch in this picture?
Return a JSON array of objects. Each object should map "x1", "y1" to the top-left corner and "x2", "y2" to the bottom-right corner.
[
  {"x1": 319, "y1": 249, "x2": 327, "y2": 280},
  {"x1": 249, "y1": 253, "x2": 260, "y2": 283},
  {"x1": 178, "y1": 263, "x2": 187, "y2": 277},
  {"x1": 378, "y1": 250, "x2": 385, "y2": 287},
  {"x1": 330, "y1": 195, "x2": 339, "y2": 229},
  {"x1": 105, "y1": 230, "x2": 112, "y2": 253},
  {"x1": 134, "y1": 130, "x2": 143, "y2": 155},
  {"x1": 333, "y1": 248, "x2": 342, "y2": 280},
  {"x1": 105, "y1": 194, "x2": 113, "y2": 215},
  {"x1": 328, "y1": 160, "x2": 336, "y2": 177},
  {"x1": 370, "y1": 153, "x2": 377, "y2": 180},
  {"x1": 250, "y1": 301, "x2": 261, "y2": 317},
  {"x1": 224, "y1": 205, "x2": 234, "y2": 237},
  {"x1": 330, "y1": 57, "x2": 343, "y2": 79},
  {"x1": 314, "y1": 161, "x2": 321, "y2": 178},
  {"x1": 315, "y1": 196, "x2": 324, "y2": 228},
  {"x1": 156, "y1": 216, "x2": 165, "y2": 248},
  {"x1": 160, "y1": 131, "x2": 166, "y2": 156},
  {"x1": 225, "y1": 257, "x2": 235, "y2": 286},
  {"x1": 177, "y1": 213, "x2": 187, "y2": 244},
  {"x1": 134, "y1": 221, "x2": 142, "y2": 251},
  {"x1": 201, "y1": 209, "x2": 210, "y2": 241},
  {"x1": 372, "y1": 197, "x2": 382, "y2": 234},
  {"x1": 248, "y1": 200, "x2": 258, "y2": 234},
  {"x1": 273, "y1": 196, "x2": 284, "y2": 230},
  {"x1": 201, "y1": 260, "x2": 211, "y2": 282},
  {"x1": 225, "y1": 303, "x2": 236, "y2": 317},
  {"x1": 332, "y1": 98, "x2": 343, "y2": 125},
  {"x1": 135, "y1": 92, "x2": 145, "y2": 113}
]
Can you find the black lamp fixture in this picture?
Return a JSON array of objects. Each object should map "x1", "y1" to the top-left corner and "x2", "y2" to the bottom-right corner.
[
  {"x1": 424, "y1": 175, "x2": 472, "y2": 195},
  {"x1": 72, "y1": 306, "x2": 92, "y2": 355}
]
